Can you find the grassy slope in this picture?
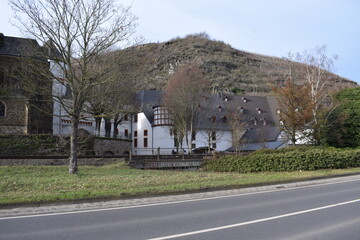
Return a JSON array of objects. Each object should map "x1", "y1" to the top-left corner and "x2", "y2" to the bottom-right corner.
[{"x1": 1, "y1": 162, "x2": 360, "y2": 206}]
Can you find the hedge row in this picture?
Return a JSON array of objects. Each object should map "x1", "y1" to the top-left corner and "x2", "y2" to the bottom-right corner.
[{"x1": 205, "y1": 148, "x2": 360, "y2": 173}]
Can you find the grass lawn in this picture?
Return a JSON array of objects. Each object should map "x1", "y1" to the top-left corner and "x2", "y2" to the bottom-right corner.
[{"x1": 1, "y1": 162, "x2": 360, "y2": 206}]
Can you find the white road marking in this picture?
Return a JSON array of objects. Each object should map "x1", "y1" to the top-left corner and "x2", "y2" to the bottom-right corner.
[
  {"x1": 147, "y1": 198, "x2": 360, "y2": 240},
  {"x1": 1, "y1": 176, "x2": 360, "y2": 220}
]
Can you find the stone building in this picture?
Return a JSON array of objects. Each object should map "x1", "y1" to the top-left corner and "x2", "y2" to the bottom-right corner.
[{"x1": 0, "y1": 33, "x2": 53, "y2": 135}]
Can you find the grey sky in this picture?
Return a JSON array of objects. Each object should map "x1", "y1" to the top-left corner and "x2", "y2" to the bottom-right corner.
[{"x1": 2, "y1": 0, "x2": 359, "y2": 83}]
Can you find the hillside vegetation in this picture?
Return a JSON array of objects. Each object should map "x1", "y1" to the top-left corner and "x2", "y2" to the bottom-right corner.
[{"x1": 114, "y1": 34, "x2": 357, "y2": 93}]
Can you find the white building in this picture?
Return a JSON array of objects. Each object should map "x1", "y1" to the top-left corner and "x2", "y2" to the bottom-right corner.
[{"x1": 128, "y1": 90, "x2": 284, "y2": 155}]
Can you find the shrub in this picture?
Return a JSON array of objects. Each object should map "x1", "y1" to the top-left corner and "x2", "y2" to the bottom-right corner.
[
  {"x1": 0, "y1": 134, "x2": 68, "y2": 156},
  {"x1": 205, "y1": 147, "x2": 360, "y2": 173}
]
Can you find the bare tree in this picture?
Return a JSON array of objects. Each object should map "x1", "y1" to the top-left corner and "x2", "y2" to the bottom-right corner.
[
  {"x1": 198, "y1": 116, "x2": 225, "y2": 153},
  {"x1": 295, "y1": 45, "x2": 338, "y2": 145},
  {"x1": 229, "y1": 111, "x2": 247, "y2": 154},
  {"x1": 10, "y1": 0, "x2": 137, "y2": 174},
  {"x1": 163, "y1": 63, "x2": 211, "y2": 152},
  {"x1": 273, "y1": 79, "x2": 313, "y2": 146}
]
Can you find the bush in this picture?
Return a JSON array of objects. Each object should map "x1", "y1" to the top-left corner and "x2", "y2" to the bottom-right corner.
[
  {"x1": 205, "y1": 147, "x2": 360, "y2": 173},
  {"x1": 0, "y1": 134, "x2": 68, "y2": 156}
]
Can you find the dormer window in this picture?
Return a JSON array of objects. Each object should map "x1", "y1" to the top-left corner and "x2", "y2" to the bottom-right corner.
[
  {"x1": 279, "y1": 119, "x2": 284, "y2": 126},
  {"x1": 238, "y1": 106, "x2": 244, "y2": 114},
  {"x1": 262, "y1": 118, "x2": 267, "y2": 126},
  {"x1": 276, "y1": 109, "x2": 281, "y2": 114},
  {"x1": 242, "y1": 97, "x2": 247, "y2": 103},
  {"x1": 252, "y1": 117, "x2": 258, "y2": 125},
  {"x1": 256, "y1": 108, "x2": 262, "y2": 114},
  {"x1": 217, "y1": 105, "x2": 222, "y2": 112},
  {"x1": 224, "y1": 96, "x2": 229, "y2": 102},
  {"x1": 222, "y1": 115, "x2": 227, "y2": 123},
  {"x1": 210, "y1": 115, "x2": 216, "y2": 123}
]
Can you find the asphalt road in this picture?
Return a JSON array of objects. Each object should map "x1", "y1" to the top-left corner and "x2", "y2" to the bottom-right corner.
[{"x1": 1, "y1": 177, "x2": 360, "y2": 240}]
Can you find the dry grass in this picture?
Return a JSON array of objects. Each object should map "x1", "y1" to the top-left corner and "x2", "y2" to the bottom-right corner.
[{"x1": 1, "y1": 162, "x2": 359, "y2": 205}]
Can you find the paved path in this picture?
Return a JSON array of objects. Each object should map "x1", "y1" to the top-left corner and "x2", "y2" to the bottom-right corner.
[{"x1": 1, "y1": 174, "x2": 360, "y2": 218}]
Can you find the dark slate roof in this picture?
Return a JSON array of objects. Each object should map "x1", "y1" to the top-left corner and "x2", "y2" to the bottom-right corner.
[
  {"x1": 0, "y1": 33, "x2": 44, "y2": 58},
  {"x1": 0, "y1": 33, "x2": 61, "y2": 60},
  {"x1": 136, "y1": 89, "x2": 163, "y2": 123},
  {"x1": 136, "y1": 90, "x2": 281, "y2": 143},
  {"x1": 226, "y1": 141, "x2": 285, "y2": 151}
]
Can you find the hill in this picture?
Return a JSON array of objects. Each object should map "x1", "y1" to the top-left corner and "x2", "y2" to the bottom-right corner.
[{"x1": 114, "y1": 33, "x2": 357, "y2": 94}]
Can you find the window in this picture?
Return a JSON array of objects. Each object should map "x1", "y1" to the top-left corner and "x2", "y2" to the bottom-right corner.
[
  {"x1": 134, "y1": 114, "x2": 138, "y2": 123},
  {"x1": 134, "y1": 138, "x2": 138, "y2": 148},
  {"x1": 134, "y1": 130, "x2": 138, "y2": 137},
  {"x1": 212, "y1": 143, "x2": 217, "y2": 149},
  {"x1": 144, "y1": 138, "x2": 148, "y2": 148},
  {"x1": 262, "y1": 118, "x2": 267, "y2": 126},
  {"x1": 124, "y1": 129, "x2": 129, "y2": 138},
  {"x1": 191, "y1": 130, "x2": 196, "y2": 141},
  {"x1": 191, "y1": 143, "x2": 196, "y2": 149},
  {"x1": 144, "y1": 130, "x2": 148, "y2": 136},
  {"x1": 153, "y1": 106, "x2": 172, "y2": 126},
  {"x1": 124, "y1": 115, "x2": 128, "y2": 121},
  {"x1": 211, "y1": 131, "x2": 216, "y2": 141},
  {"x1": 0, "y1": 101, "x2": 5, "y2": 117},
  {"x1": 252, "y1": 118, "x2": 258, "y2": 125}
]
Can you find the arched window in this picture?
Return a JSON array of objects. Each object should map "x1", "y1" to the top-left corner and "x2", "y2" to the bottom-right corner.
[{"x1": 0, "y1": 101, "x2": 5, "y2": 117}]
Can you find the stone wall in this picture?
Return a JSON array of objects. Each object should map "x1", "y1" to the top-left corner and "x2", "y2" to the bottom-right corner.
[
  {"x1": 0, "y1": 98, "x2": 28, "y2": 135},
  {"x1": 93, "y1": 137, "x2": 132, "y2": 156}
]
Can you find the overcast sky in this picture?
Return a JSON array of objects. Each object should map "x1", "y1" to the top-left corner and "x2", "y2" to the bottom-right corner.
[{"x1": 2, "y1": 0, "x2": 359, "y2": 84}]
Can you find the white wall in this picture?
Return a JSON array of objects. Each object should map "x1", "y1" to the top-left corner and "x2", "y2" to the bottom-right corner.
[
  {"x1": 132, "y1": 112, "x2": 153, "y2": 155},
  {"x1": 194, "y1": 130, "x2": 232, "y2": 151},
  {"x1": 152, "y1": 126, "x2": 176, "y2": 154}
]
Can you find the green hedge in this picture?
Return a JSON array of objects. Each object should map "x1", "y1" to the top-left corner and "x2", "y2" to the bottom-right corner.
[
  {"x1": 0, "y1": 134, "x2": 68, "y2": 156},
  {"x1": 205, "y1": 148, "x2": 360, "y2": 173}
]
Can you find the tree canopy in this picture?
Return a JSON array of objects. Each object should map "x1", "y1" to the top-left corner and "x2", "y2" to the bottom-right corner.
[{"x1": 326, "y1": 87, "x2": 360, "y2": 148}]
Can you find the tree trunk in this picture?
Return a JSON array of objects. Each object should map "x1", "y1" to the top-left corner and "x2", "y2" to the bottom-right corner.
[
  {"x1": 69, "y1": 117, "x2": 79, "y2": 174},
  {"x1": 104, "y1": 118, "x2": 111, "y2": 138},
  {"x1": 113, "y1": 118, "x2": 119, "y2": 138}
]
